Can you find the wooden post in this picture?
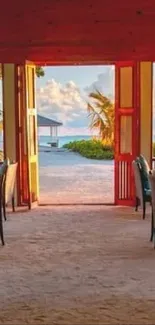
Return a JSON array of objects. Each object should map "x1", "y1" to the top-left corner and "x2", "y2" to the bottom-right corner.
[
  {"x1": 50, "y1": 126, "x2": 53, "y2": 137},
  {"x1": 139, "y1": 62, "x2": 153, "y2": 167},
  {"x1": 3, "y1": 64, "x2": 17, "y2": 162}
]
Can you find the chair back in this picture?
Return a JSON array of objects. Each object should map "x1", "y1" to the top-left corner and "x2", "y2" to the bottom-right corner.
[
  {"x1": 0, "y1": 159, "x2": 9, "y2": 196},
  {"x1": 149, "y1": 172, "x2": 155, "y2": 207},
  {"x1": 137, "y1": 155, "x2": 150, "y2": 190},
  {"x1": 5, "y1": 162, "x2": 18, "y2": 204},
  {"x1": 132, "y1": 160, "x2": 143, "y2": 207}
]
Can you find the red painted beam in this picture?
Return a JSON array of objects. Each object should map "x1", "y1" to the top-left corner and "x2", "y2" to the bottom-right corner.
[
  {"x1": 0, "y1": 1, "x2": 155, "y2": 43},
  {"x1": 0, "y1": 0, "x2": 154, "y2": 63},
  {"x1": 1, "y1": 0, "x2": 154, "y2": 22},
  {"x1": 0, "y1": 19, "x2": 155, "y2": 44},
  {"x1": 0, "y1": 46, "x2": 155, "y2": 65}
]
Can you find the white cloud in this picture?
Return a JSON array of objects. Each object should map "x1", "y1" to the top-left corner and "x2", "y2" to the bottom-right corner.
[
  {"x1": 84, "y1": 66, "x2": 115, "y2": 101},
  {"x1": 36, "y1": 78, "x2": 87, "y2": 130},
  {"x1": 36, "y1": 68, "x2": 116, "y2": 135}
]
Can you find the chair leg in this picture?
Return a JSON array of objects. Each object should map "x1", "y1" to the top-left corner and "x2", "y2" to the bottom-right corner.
[
  {"x1": 12, "y1": 196, "x2": 15, "y2": 212},
  {"x1": 0, "y1": 202, "x2": 5, "y2": 246},
  {"x1": 150, "y1": 208, "x2": 154, "y2": 242},
  {"x1": 135, "y1": 197, "x2": 139, "y2": 212},
  {"x1": 143, "y1": 201, "x2": 146, "y2": 219},
  {"x1": 3, "y1": 200, "x2": 6, "y2": 221},
  {"x1": 153, "y1": 229, "x2": 155, "y2": 249}
]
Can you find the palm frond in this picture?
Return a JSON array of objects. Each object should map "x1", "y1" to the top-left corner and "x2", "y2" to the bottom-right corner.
[{"x1": 87, "y1": 90, "x2": 114, "y2": 144}]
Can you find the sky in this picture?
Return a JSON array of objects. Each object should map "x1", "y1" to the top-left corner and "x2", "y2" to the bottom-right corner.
[
  {"x1": 36, "y1": 65, "x2": 115, "y2": 136},
  {"x1": 0, "y1": 64, "x2": 154, "y2": 137}
]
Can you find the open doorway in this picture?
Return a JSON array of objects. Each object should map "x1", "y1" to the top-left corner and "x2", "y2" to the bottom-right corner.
[
  {"x1": 0, "y1": 62, "x2": 152, "y2": 208},
  {"x1": 36, "y1": 65, "x2": 115, "y2": 205}
]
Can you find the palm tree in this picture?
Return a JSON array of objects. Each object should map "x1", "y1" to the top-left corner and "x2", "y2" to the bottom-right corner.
[
  {"x1": 87, "y1": 90, "x2": 114, "y2": 145},
  {"x1": 36, "y1": 66, "x2": 45, "y2": 78}
]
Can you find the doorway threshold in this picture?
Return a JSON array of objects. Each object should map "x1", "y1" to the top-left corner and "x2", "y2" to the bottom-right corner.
[{"x1": 38, "y1": 202, "x2": 115, "y2": 206}]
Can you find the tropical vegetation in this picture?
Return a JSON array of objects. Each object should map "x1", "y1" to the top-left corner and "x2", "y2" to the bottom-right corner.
[
  {"x1": 63, "y1": 139, "x2": 114, "y2": 160},
  {"x1": 87, "y1": 90, "x2": 114, "y2": 146},
  {"x1": 63, "y1": 90, "x2": 115, "y2": 160},
  {"x1": 35, "y1": 66, "x2": 45, "y2": 78}
]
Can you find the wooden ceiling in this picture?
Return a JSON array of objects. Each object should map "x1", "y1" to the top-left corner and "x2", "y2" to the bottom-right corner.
[{"x1": 0, "y1": 0, "x2": 155, "y2": 65}]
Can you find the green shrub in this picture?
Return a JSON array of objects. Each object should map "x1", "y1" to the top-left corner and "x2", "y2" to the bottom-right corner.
[
  {"x1": 64, "y1": 141, "x2": 155, "y2": 160},
  {"x1": 63, "y1": 139, "x2": 114, "y2": 160}
]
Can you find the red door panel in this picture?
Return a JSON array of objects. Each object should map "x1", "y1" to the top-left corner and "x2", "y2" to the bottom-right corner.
[{"x1": 115, "y1": 62, "x2": 140, "y2": 206}]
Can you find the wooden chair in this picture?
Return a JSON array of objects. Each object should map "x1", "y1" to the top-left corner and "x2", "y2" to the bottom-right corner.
[
  {"x1": 3, "y1": 162, "x2": 18, "y2": 221},
  {"x1": 132, "y1": 160, "x2": 151, "y2": 219}
]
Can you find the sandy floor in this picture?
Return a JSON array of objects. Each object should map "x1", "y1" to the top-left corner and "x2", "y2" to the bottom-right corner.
[
  {"x1": 39, "y1": 149, "x2": 114, "y2": 204},
  {"x1": 1, "y1": 204, "x2": 155, "y2": 324}
]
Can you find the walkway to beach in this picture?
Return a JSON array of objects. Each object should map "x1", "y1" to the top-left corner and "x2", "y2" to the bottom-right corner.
[
  {"x1": 1, "y1": 204, "x2": 154, "y2": 324},
  {"x1": 39, "y1": 148, "x2": 114, "y2": 204}
]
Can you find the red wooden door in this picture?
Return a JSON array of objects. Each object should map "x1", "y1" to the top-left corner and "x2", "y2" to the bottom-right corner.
[{"x1": 115, "y1": 62, "x2": 140, "y2": 206}]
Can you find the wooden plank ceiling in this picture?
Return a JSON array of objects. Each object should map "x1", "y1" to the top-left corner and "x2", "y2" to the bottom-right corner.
[{"x1": 0, "y1": 0, "x2": 155, "y2": 64}]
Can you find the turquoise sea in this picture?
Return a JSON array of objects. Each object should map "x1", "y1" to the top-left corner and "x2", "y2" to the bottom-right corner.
[{"x1": 38, "y1": 135, "x2": 92, "y2": 148}]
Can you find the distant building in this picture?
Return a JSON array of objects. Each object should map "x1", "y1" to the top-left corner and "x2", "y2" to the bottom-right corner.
[{"x1": 37, "y1": 114, "x2": 63, "y2": 147}]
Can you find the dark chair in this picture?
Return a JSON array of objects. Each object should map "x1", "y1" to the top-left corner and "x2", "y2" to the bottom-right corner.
[
  {"x1": 148, "y1": 172, "x2": 155, "y2": 246},
  {"x1": 0, "y1": 160, "x2": 9, "y2": 245},
  {"x1": 132, "y1": 160, "x2": 151, "y2": 219}
]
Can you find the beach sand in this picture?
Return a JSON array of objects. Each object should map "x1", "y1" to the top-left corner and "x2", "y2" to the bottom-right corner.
[
  {"x1": 39, "y1": 149, "x2": 114, "y2": 204},
  {"x1": 0, "y1": 205, "x2": 155, "y2": 324},
  {"x1": 0, "y1": 150, "x2": 153, "y2": 324}
]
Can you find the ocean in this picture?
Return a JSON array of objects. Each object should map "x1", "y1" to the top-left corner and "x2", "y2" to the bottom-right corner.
[{"x1": 38, "y1": 135, "x2": 92, "y2": 148}]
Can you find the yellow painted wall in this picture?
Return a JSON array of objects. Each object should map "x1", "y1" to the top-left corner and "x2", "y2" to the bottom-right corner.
[
  {"x1": 140, "y1": 62, "x2": 152, "y2": 165},
  {"x1": 3, "y1": 64, "x2": 16, "y2": 161}
]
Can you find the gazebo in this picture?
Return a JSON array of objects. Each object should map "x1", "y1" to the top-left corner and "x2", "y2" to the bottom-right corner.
[{"x1": 37, "y1": 114, "x2": 62, "y2": 147}]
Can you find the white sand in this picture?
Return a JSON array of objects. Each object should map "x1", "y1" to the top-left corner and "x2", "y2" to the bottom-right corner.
[
  {"x1": 1, "y1": 205, "x2": 155, "y2": 324},
  {"x1": 39, "y1": 149, "x2": 114, "y2": 204},
  {"x1": 1, "y1": 150, "x2": 153, "y2": 324}
]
